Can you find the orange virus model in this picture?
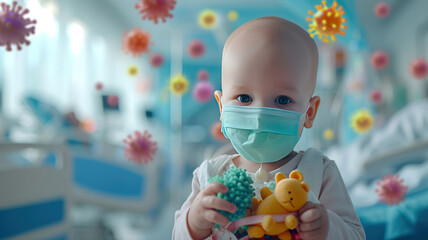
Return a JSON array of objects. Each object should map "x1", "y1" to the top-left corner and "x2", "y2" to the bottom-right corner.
[
  {"x1": 135, "y1": 0, "x2": 176, "y2": 24},
  {"x1": 306, "y1": 0, "x2": 347, "y2": 43},
  {"x1": 122, "y1": 28, "x2": 152, "y2": 57}
]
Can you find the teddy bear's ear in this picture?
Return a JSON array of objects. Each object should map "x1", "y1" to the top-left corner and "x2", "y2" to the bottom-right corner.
[
  {"x1": 275, "y1": 172, "x2": 286, "y2": 183},
  {"x1": 289, "y1": 170, "x2": 304, "y2": 182},
  {"x1": 301, "y1": 182, "x2": 309, "y2": 192}
]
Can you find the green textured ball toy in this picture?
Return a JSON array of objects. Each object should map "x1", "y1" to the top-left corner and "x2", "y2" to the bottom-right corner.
[{"x1": 208, "y1": 166, "x2": 255, "y2": 222}]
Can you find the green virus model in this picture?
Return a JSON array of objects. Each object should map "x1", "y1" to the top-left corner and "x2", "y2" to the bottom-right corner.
[{"x1": 209, "y1": 166, "x2": 255, "y2": 221}]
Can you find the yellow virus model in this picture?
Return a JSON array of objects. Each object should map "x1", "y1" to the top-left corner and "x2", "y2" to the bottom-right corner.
[
  {"x1": 199, "y1": 9, "x2": 217, "y2": 29},
  {"x1": 323, "y1": 129, "x2": 334, "y2": 140},
  {"x1": 170, "y1": 73, "x2": 189, "y2": 96},
  {"x1": 351, "y1": 109, "x2": 374, "y2": 134},
  {"x1": 306, "y1": 0, "x2": 347, "y2": 43},
  {"x1": 228, "y1": 11, "x2": 238, "y2": 21},
  {"x1": 128, "y1": 65, "x2": 139, "y2": 76}
]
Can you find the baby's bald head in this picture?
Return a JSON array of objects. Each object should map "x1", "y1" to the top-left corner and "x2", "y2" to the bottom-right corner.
[{"x1": 220, "y1": 17, "x2": 319, "y2": 112}]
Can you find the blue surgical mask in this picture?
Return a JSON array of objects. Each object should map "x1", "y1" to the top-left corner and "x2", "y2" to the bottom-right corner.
[{"x1": 221, "y1": 101, "x2": 309, "y2": 163}]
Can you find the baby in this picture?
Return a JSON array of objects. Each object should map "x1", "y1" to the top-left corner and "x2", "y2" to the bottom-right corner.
[{"x1": 173, "y1": 17, "x2": 365, "y2": 240}]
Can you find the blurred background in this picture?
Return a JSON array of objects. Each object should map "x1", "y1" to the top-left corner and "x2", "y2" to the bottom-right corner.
[{"x1": 1, "y1": 0, "x2": 428, "y2": 239}]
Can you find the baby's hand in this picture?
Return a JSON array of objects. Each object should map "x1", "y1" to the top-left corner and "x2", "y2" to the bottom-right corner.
[
  {"x1": 187, "y1": 182, "x2": 237, "y2": 240},
  {"x1": 297, "y1": 201, "x2": 329, "y2": 240}
]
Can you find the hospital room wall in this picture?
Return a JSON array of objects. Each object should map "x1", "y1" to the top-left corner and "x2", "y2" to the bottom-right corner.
[
  {"x1": 356, "y1": 0, "x2": 428, "y2": 110},
  {"x1": 0, "y1": 0, "x2": 167, "y2": 141}
]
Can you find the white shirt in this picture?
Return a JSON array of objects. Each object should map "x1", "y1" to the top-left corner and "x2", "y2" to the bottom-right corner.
[{"x1": 172, "y1": 148, "x2": 365, "y2": 239}]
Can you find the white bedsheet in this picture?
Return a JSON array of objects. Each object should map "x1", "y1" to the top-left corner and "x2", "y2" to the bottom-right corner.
[{"x1": 325, "y1": 99, "x2": 428, "y2": 207}]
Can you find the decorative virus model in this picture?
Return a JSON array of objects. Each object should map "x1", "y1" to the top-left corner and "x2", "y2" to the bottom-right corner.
[
  {"x1": 187, "y1": 39, "x2": 205, "y2": 58},
  {"x1": 211, "y1": 122, "x2": 225, "y2": 140},
  {"x1": 198, "y1": 9, "x2": 217, "y2": 29},
  {"x1": 370, "y1": 89, "x2": 382, "y2": 104},
  {"x1": 371, "y1": 50, "x2": 389, "y2": 70},
  {"x1": 306, "y1": 0, "x2": 347, "y2": 43},
  {"x1": 209, "y1": 166, "x2": 254, "y2": 222},
  {"x1": 193, "y1": 81, "x2": 214, "y2": 103},
  {"x1": 197, "y1": 69, "x2": 209, "y2": 81},
  {"x1": 375, "y1": 175, "x2": 408, "y2": 206},
  {"x1": 169, "y1": 73, "x2": 189, "y2": 96},
  {"x1": 228, "y1": 11, "x2": 238, "y2": 21},
  {"x1": 128, "y1": 65, "x2": 139, "y2": 76},
  {"x1": 123, "y1": 130, "x2": 158, "y2": 164},
  {"x1": 323, "y1": 129, "x2": 334, "y2": 140},
  {"x1": 134, "y1": 0, "x2": 176, "y2": 24},
  {"x1": 81, "y1": 119, "x2": 97, "y2": 133},
  {"x1": 149, "y1": 53, "x2": 164, "y2": 67},
  {"x1": 408, "y1": 58, "x2": 428, "y2": 80},
  {"x1": 95, "y1": 82, "x2": 103, "y2": 91},
  {"x1": 0, "y1": 1, "x2": 37, "y2": 51},
  {"x1": 374, "y1": 2, "x2": 390, "y2": 19},
  {"x1": 107, "y1": 95, "x2": 119, "y2": 107},
  {"x1": 122, "y1": 28, "x2": 152, "y2": 57},
  {"x1": 351, "y1": 109, "x2": 374, "y2": 134}
]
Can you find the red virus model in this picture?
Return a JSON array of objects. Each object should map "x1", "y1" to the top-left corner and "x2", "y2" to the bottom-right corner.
[
  {"x1": 374, "y1": 2, "x2": 390, "y2": 18},
  {"x1": 150, "y1": 53, "x2": 164, "y2": 67},
  {"x1": 123, "y1": 130, "x2": 158, "y2": 164},
  {"x1": 370, "y1": 89, "x2": 382, "y2": 104},
  {"x1": 375, "y1": 175, "x2": 408, "y2": 206},
  {"x1": 95, "y1": 82, "x2": 103, "y2": 91},
  {"x1": 122, "y1": 28, "x2": 152, "y2": 57},
  {"x1": 187, "y1": 40, "x2": 205, "y2": 58},
  {"x1": 408, "y1": 58, "x2": 428, "y2": 80},
  {"x1": 193, "y1": 81, "x2": 214, "y2": 103},
  {"x1": 371, "y1": 50, "x2": 389, "y2": 70},
  {"x1": 197, "y1": 69, "x2": 209, "y2": 81},
  {"x1": 107, "y1": 95, "x2": 119, "y2": 107},
  {"x1": 135, "y1": 0, "x2": 176, "y2": 24},
  {"x1": 0, "y1": 1, "x2": 37, "y2": 51}
]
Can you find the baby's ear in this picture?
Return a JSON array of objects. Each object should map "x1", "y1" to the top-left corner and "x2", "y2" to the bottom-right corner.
[
  {"x1": 301, "y1": 182, "x2": 309, "y2": 192},
  {"x1": 304, "y1": 96, "x2": 321, "y2": 129},
  {"x1": 289, "y1": 170, "x2": 304, "y2": 182},
  {"x1": 214, "y1": 90, "x2": 223, "y2": 119},
  {"x1": 275, "y1": 172, "x2": 286, "y2": 183}
]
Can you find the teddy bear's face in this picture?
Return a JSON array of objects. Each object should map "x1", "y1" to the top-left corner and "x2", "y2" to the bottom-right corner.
[{"x1": 274, "y1": 173, "x2": 308, "y2": 211}]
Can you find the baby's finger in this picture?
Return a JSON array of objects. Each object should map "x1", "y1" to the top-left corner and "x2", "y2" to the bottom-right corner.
[
  {"x1": 203, "y1": 182, "x2": 229, "y2": 196},
  {"x1": 202, "y1": 196, "x2": 237, "y2": 213},
  {"x1": 298, "y1": 201, "x2": 317, "y2": 214},
  {"x1": 300, "y1": 208, "x2": 321, "y2": 223},
  {"x1": 298, "y1": 229, "x2": 321, "y2": 240},
  {"x1": 203, "y1": 209, "x2": 230, "y2": 227},
  {"x1": 298, "y1": 219, "x2": 322, "y2": 232}
]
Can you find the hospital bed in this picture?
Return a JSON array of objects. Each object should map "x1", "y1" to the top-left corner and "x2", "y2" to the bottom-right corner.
[
  {"x1": 0, "y1": 143, "x2": 71, "y2": 240},
  {"x1": 355, "y1": 139, "x2": 428, "y2": 240}
]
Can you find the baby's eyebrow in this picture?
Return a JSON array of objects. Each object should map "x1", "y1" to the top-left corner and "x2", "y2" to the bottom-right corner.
[{"x1": 231, "y1": 84, "x2": 249, "y2": 91}]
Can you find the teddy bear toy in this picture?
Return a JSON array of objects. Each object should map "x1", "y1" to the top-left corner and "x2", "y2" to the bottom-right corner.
[{"x1": 247, "y1": 170, "x2": 309, "y2": 240}]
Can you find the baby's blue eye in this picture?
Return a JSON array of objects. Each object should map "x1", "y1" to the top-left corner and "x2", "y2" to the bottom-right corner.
[
  {"x1": 275, "y1": 96, "x2": 291, "y2": 105},
  {"x1": 237, "y1": 95, "x2": 252, "y2": 103}
]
